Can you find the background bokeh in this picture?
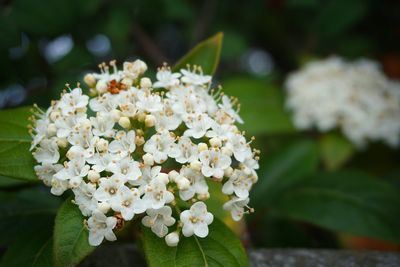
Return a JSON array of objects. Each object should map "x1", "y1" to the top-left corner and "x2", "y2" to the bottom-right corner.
[{"x1": 1, "y1": 0, "x2": 400, "y2": 252}]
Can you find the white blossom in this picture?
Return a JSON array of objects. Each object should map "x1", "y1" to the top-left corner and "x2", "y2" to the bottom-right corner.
[
  {"x1": 285, "y1": 56, "x2": 400, "y2": 148},
  {"x1": 142, "y1": 206, "x2": 176, "y2": 237},
  {"x1": 31, "y1": 60, "x2": 259, "y2": 246},
  {"x1": 180, "y1": 202, "x2": 213, "y2": 238},
  {"x1": 87, "y1": 211, "x2": 117, "y2": 246}
]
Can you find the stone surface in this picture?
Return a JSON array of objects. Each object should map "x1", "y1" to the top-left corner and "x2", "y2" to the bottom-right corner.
[
  {"x1": 249, "y1": 249, "x2": 400, "y2": 267},
  {"x1": 79, "y1": 244, "x2": 400, "y2": 267}
]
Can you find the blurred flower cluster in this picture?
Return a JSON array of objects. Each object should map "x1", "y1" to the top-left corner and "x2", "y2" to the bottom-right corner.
[
  {"x1": 29, "y1": 60, "x2": 259, "y2": 247},
  {"x1": 285, "y1": 57, "x2": 400, "y2": 148}
]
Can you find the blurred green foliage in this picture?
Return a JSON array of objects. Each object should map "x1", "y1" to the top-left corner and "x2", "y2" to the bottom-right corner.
[{"x1": 0, "y1": 0, "x2": 400, "y2": 263}]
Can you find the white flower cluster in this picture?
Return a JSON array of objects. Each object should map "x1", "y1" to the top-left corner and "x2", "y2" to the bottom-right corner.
[
  {"x1": 30, "y1": 60, "x2": 259, "y2": 247},
  {"x1": 285, "y1": 56, "x2": 400, "y2": 148}
]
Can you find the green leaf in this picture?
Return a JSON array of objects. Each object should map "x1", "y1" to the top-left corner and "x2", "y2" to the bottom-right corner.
[
  {"x1": 314, "y1": 0, "x2": 368, "y2": 38},
  {"x1": 0, "y1": 187, "x2": 60, "y2": 245},
  {"x1": 270, "y1": 170, "x2": 400, "y2": 243},
  {"x1": 251, "y1": 140, "x2": 319, "y2": 206},
  {"x1": 0, "y1": 107, "x2": 37, "y2": 181},
  {"x1": 0, "y1": 175, "x2": 29, "y2": 188},
  {"x1": 222, "y1": 77, "x2": 294, "y2": 135},
  {"x1": 54, "y1": 198, "x2": 95, "y2": 267},
  {"x1": 0, "y1": 222, "x2": 54, "y2": 267},
  {"x1": 319, "y1": 133, "x2": 354, "y2": 170},
  {"x1": 173, "y1": 32, "x2": 223, "y2": 75},
  {"x1": 142, "y1": 218, "x2": 248, "y2": 267}
]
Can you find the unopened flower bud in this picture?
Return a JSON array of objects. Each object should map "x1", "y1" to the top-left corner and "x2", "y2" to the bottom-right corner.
[
  {"x1": 96, "y1": 79, "x2": 108, "y2": 94},
  {"x1": 145, "y1": 114, "x2": 156, "y2": 128},
  {"x1": 88, "y1": 170, "x2": 100, "y2": 183},
  {"x1": 84, "y1": 73, "x2": 96, "y2": 87},
  {"x1": 197, "y1": 192, "x2": 210, "y2": 201},
  {"x1": 140, "y1": 77, "x2": 152, "y2": 88},
  {"x1": 177, "y1": 177, "x2": 190, "y2": 190},
  {"x1": 47, "y1": 123, "x2": 57, "y2": 136},
  {"x1": 190, "y1": 160, "x2": 202, "y2": 171},
  {"x1": 133, "y1": 59, "x2": 147, "y2": 74},
  {"x1": 56, "y1": 138, "x2": 68, "y2": 148},
  {"x1": 135, "y1": 136, "x2": 145, "y2": 146},
  {"x1": 143, "y1": 153, "x2": 154, "y2": 166},
  {"x1": 96, "y1": 139, "x2": 108, "y2": 152},
  {"x1": 111, "y1": 110, "x2": 121, "y2": 122},
  {"x1": 50, "y1": 111, "x2": 60, "y2": 122},
  {"x1": 98, "y1": 202, "x2": 110, "y2": 214},
  {"x1": 168, "y1": 170, "x2": 179, "y2": 182},
  {"x1": 137, "y1": 112, "x2": 146, "y2": 122},
  {"x1": 118, "y1": 116, "x2": 131, "y2": 129},
  {"x1": 121, "y1": 77, "x2": 133, "y2": 87},
  {"x1": 157, "y1": 173, "x2": 169, "y2": 184},
  {"x1": 198, "y1": 143, "x2": 208, "y2": 152},
  {"x1": 165, "y1": 232, "x2": 179, "y2": 247},
  {"x1": 224, "y1": 167, "x2": 233, "y2": 177},
  {"x1": 209, "y1": 137, "x2": 222, "y2": 147}
]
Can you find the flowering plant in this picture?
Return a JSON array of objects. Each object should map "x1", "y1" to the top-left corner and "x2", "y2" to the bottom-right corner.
[{"x1": 30, "y1": 57, "x2": 259, "y2": 247}]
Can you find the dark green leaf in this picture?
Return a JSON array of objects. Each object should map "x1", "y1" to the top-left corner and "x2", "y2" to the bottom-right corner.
[
  {"x1": 222, "y1": 77, "x2": 294, "y2": 135},
  {"x1": 173, "y1": 32, "x2": 223, "y2": 75},
  {"x1": 0, "y1": 221, "x2": 54, "y2": 267},
  {"x1": 0, "y1": 107, "x2": 37, "y2": 181},
  {"x1": 54, "y1": 198, "x2": 94, "y2": 267},
  {"x1": 251, "y1": 140, "x2": 319, "y2": 206},
  {"x1": 319, "y1": 133, "x2": 354, "y2": 170},
  {"x1": 271, "y1": 170, "x2": 400, "y2": 243},
  {"x1": 142, "y1": 218, "x2": 248, "y2": 267},
  {"x1": 0, "y1": 187, "x2": 60, "y2": 245},
  {"x1": 314, "y1": 0, "x2": 368, "y2": 38},
  {"x1": 0, "y1": 175, "x2": 29, "y2": 188}
]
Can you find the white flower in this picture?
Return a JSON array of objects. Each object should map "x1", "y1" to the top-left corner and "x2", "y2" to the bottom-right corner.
[
  {"x1": 54, "y1": 158, "x2": 90, "y2": 188},
  {"x1": 33, "y1": 138, "x2": 60, "y2": 164},
  {"x1": 180, "y1": 69, "x2": 212, "y2": 85},
  {"x1": 112, "y1": 187, "x2": 146, "y2": 220},
  {"x1": 50, "y1": 176, "x2": 69, "y2": 196},
  {"x1": 108, "y1": 130, "x2": 136, "y2": 159},
  {"x1": 108, "y1": 157, "x2": 141, "y2": 183},
  {"x1": 58, "y1": 88, "x2": 89, "y2": 115},
  {"x1": 130, "y1": 165, "x2": 161, "y2": 193},
  {"x1": 73, "y1": 182, "x2": 97, "y2": 216},
  {"x1": 153, "y1": 68, "x2": 181, "y2": 88},
  {"x1": 143, "y1": 131, "x2": 179, "y2": 163},
  {"x1": 199, "y1": 148, "x2": 231, "y2": 179},
  {"x1": 89, "y1": 93, "x2": 119, "y2": 113},
  {"x1": 136, "y1": 90, "x2": 163, "y2": 113},
  {"x1": 30, "y1": 60, "x2": 259, "y2": 246},
  {"x1": 222, "y1": 169, "x2": 253, "y2": 198},
  {"x1": 223, "y1": 196, "x2": 250, "y2": 221},
  {"x1": 54, "y1": 112, "x2": 87, "y2": 139},
  {"x1": 174, "y1": 136, "x2": 198, "y2": 164},
  {"x1": 178, "y1": 166, "x2": 208, "y2": 201},
  {"x1": 285, "y1": 56, "x2": 400, "y2": 148},
  {"x1": 90, "y1": 112, "x2": 115, "y2": 137},
  {"x1": 153, "y1": 99, "x2": 182, "y2": 131},
  {"x1": 87, "y1": 211, "x2": 117, "y2": 246},
  {"x1": 180, "y1": 202, "x2": 213, "y2": 238},
  {"x1": 94, "y1": 177, "x2": 127, "y2": 207},
  {"x1": 184, "y1": 113, "x2": 213, "y2": 139},
  {"x1": 34, "y1": 163, "x2": 63, "y2": 186},
  {"x1": 142, "y1": 206, "x2": 176, "y2": 237},
  {"x1": 225, "y1": 133, "x2": 252, "y2": 162},
  {"x1": 218, "y1": 95, "x2": 243, "y2": 124},
  {"x1": 143, "y1": 179, "x2": 174, "y2": 209}
]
